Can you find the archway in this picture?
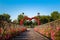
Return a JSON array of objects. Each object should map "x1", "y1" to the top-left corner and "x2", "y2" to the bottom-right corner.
[{"x1": 20, "y1": 16, "x2": 40, "y2": 26}]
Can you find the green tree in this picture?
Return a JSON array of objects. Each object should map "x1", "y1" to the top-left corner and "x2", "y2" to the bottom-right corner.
[
  {"x1": 0, "y1": 13, "x2": 11, "y2": 28},
  {"x1": 23, "y1": 20, "x2": 27, "y2": 26},
  {"x1": 51, "y1": 11, "x2": 60, "y2": 20},
  {"x1": 40, "y1": 16, "x2": 51, "y2": 24},
  {"x1": 59, "y1": 13, "x2": 60, "y2": 19},
  {"x1": 17, "y1": 13, "x2": 24, "y2": 23},
  {"x1": 0, "y1": 15, "x2": 4, "y2": 20},
  {"x1": 0, "y1": 13, "x2": 11, "y2": 22},
  {"x1": 3, "y1": 13, "x2": 11, "y2": 22}
]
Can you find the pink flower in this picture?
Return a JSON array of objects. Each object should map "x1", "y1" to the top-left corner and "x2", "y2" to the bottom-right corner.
[
  {"x1": 56, "y1": 27, "x2": 60, "y2": 31},
  {"x1": 51, "y1": 30, "x2": 56, "y2": 40},
  {"x1": 0, "y1": 28, "x2": 3, "y2": 34}
]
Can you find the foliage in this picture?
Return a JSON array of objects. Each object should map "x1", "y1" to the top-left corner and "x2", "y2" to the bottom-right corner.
[
  {"x1": 13, "y1": 19, "x2": 18, "y2": 24},
  {"x1": 1, "y1": 11, "x2": 60, "y2": 26},
  {"x1": 40, "y1": 16, "x2": 50, "y2": 24},
  {"x1": 0, "y1": 13, "x2": 11, "y2": 22},
  {"x1": 17, "y1": 13, "x2": 24, "y2": 23},
  {"x1": 17, "y1": 11, "x2": 60, "y2": 26},
  {"x1": 51, "y1": 11, "x2": 60, "y2": 20},
  {"x1": 39, "y1": 11, "x2": 60, "y2": 24},
  {"x1": 0, "y1": 22, "x2": 27, "y2": 40}
]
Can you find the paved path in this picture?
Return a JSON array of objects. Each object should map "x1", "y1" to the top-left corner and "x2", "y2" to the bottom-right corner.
[{"x1": 11, "y1": 28, "x2": 49, "y2": 40}]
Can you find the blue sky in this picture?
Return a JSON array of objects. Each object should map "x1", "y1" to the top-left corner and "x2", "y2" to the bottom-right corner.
[{"x1": 0, "y1": 0, "x2": 60, "y2": 20}]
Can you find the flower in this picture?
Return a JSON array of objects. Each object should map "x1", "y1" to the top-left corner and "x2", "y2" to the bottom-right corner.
[{"x1": 56, "y1": 27, "x2": 60, "y2": 31}]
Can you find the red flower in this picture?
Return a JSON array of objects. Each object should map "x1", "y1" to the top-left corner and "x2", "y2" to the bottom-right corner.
[
  {"x1": 5, "y1": 34, "x2": 11, "y2": 39},
  {"x1": 0, "y1": 28, "x2": 3, "y2": 34}
]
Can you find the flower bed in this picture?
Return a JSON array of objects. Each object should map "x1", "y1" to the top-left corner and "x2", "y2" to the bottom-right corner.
[
  {"x1": 0, "y1": 26, "x2": 27, "y2": 40},
  {"x1": 34, "y1": 26, "x2": 60, "y2": 40}
]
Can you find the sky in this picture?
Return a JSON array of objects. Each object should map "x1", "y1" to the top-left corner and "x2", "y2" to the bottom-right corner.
[{"x1": 0, "y1": 0, "x2": 60, "y2": 20}]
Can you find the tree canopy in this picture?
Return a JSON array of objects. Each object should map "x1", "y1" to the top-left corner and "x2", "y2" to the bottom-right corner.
[
  {"x1": 0, "y1": 13, "x2": 11, "y2": 22},
  {"x1": 51, "y1": 11, "x2": 60, "y2": 20}
]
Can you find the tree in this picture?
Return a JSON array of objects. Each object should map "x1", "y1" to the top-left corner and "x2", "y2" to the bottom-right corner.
[
  {"x1": 59, "y1": 13, "x2": 60, "y2": 19},
  {"x1": 32, "y1": 20, "x2": 38, "y2": 26},
  {"x1": 0, "y1": 13, "x2": 11, "y2": 28},
  {"x1": 51, "y1": 11, "x2": 60, "y2": 20},
  {"x1": 23, "y1": 20, "x2": 27, "y2": 26},
  {"x1": 13, "y1": 19, "x2": 18, "y2": 24},
  {"x1": 3, "y1": 13, "x2": 11, "y2": 22},
  {"x1": 40, "y1": 16, "x2": 51, "y2": 24},
  {"x1": 0, "y1": 13, "x2": 11, "y2": 22},
  {"x1": 17, "y1": 13, "x2": 24, "y2": 23},
  {"x1": 0, "y1": 15, "x2": 4, "y2": 20}
]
